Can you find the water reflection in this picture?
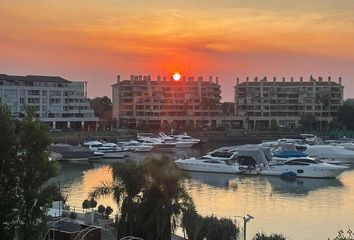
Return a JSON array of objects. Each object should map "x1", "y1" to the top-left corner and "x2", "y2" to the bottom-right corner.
[
  {"x1": 186, "y1": 171, "x2": 239, "y2": 189},
  {"x1": 267, "y1": 176, "x2": 344, "y2": 196},
  {"x1": 52, "y1": 148, "x2": 354, "y2": 240}
]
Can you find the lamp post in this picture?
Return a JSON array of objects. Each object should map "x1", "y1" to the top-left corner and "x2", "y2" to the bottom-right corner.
[{"x1": 235, "y1": 214, "x2": 254, "y2": 240}]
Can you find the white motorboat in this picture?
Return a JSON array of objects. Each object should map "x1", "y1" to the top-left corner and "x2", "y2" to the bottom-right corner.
[
  {"x1": 167, "y1": 133, "x2": 205, "y2": 148},
  {"x1": 175, "y1": 155, "x2": 239, "y2": 174},
  {"x1": 158, "y1": 133, "x2": 196, "y2": 148},
  {"x1": 83, "y1": 141, "x2": 129, "y2": 159},
  {"x1": 261, "y1": 157, "x2": 348, "y2": 178},
  {"x1": 49, "y1": 143, "x2": 103, "y2": 162},
  {"x1": 118, "y1": 140, "x2": 153, "y2": 152},
  {"x1": 327, "y1": 141, "x2": 354, "y2": 151},
  {"x1": 139, "y1": 138, "x2": 176, "y2": 149},
  {"x1": 271, "y1": 148, "x2": 343, "y2": 165},
  {"x1": 207, "y1": 144, "x2": 270, "y2": 175}
]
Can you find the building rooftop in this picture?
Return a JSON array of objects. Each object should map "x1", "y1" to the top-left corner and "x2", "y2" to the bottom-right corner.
[
  {"x1": 0, "y1": 74, "x2": 71, "y2": 83},
  {"x1": 235, "y1": 80, "x2": 343, "y2": 87}
]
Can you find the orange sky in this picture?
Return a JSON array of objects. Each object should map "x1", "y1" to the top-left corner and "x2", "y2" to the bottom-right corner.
[{"x1": 1, "y1": 0, "x2": 354, "y2": 101}]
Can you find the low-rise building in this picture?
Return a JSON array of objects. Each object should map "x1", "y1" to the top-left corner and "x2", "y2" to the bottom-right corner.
[
  {"x1": 0, "y1": 74, "x2": 98, "y2": 129},
  {"x1": 112, "y1": 75, "x2": 222, "y2": 129},
  {"x1": 234, "y1": 76, "x2": 344, "y2": 130}
]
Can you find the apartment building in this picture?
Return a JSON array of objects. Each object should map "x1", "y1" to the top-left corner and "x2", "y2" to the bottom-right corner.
[
  {"x1": 0, "y1": 74, "x2": 97, "y2": 129},
  {"x1": 112, "y1": 75, "x2": 222, "y2": 129},
  {"x1": 234, "y1": 76, "x2": 344, "y2": 129}
]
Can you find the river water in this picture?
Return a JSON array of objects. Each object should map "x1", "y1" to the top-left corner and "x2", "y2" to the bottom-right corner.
[{"x1": 51, "y1": 142, "x2": 354, "y2": 240}]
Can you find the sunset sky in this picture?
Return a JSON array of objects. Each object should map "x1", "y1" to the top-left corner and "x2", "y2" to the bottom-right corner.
[{"x1": 1, "y1": 0, "x2": 354, "y2": 101}]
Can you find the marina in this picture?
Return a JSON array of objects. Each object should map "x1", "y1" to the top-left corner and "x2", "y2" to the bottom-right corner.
[{"x1": 50, "y1": 139, "x2": 354, "y2": 240}]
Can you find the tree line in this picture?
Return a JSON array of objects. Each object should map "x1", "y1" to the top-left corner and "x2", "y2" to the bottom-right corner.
[{"x1": 0, "y1": 104, "x2": 58, "y2": 240}]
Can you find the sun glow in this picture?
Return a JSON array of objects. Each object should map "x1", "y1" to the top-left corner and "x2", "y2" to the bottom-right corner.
[{"x1": 173, "y1": 72, "x2": 181, "y2": 81}]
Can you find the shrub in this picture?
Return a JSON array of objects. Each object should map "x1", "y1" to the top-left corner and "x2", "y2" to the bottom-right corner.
[
  {"x1": 82, "y1": 199, "x2": 90, "y2": 212},
  {"x1": 105, "y1": 206, "x2": 113, "y2": 219},
  {"x1": 332, "y1": 228, "x2": 354, "y2": 240},
  {"x1": 69, "y1": 212, "x2": 77, "y2": 220},
  {"x1": 89, "y1": 198, "x2": 97, "y2": 209},
  {"x1": 97, "y1": 205, "x2": 106, "y2": 216},
  {"x1": 253, "y1": 232, "x2": 287, "y2": 240}
]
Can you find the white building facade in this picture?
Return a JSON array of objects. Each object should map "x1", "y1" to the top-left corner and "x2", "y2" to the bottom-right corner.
[
  {"x1": 0, "y1": 74, "x2": 97, "y2": 129},
  {"x1": 112, "y1": 75, "x2": 223, "y2": 129}
]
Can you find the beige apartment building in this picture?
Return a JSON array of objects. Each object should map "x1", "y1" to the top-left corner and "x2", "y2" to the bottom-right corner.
[
  {"x1": 112, "y1": 75, "x2": 223, "y2": 129},
  {"x1": 234, "y1": 76, "x2": 344, "y2": 130}
]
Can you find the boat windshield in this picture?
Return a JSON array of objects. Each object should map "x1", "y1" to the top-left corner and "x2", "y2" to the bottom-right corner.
[
  {"x1": 293, "y1": 158, "x2": 318, "y2": 164},
  {"x1": 210, "y1": 152, "x2": 234, "y2": 158},
  {"x1": 203, "y1": 160, "x2": 222, "y2": 164},
  {"x1": 236, "y1": 156, "x2": 257, "y2": 166}
]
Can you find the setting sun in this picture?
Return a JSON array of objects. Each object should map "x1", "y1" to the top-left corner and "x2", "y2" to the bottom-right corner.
[{"x1": 173, "y1": 72, "x2": 181, "y2": 81}]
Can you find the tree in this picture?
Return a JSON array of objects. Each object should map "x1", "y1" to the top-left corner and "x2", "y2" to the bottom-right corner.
[
  {"x1": 138, "y1": 156, "x2": 192, "y2": 240},
  {"x1": 105, "y1": 206, "x2": 113, "y2": 219},
  {"x1": 0, "y1": 105, "x2": 58, "y2": 239},
  {"x1": 221, "y1": 102, "x2": 235, "y2": 116},
  {"x1": 181, "y1": 203, "x2": 239, "y2": 240},
  {"x1": 0, "y1": 104, "x2": 22, "y2": 239},
  {"x1": 97, "y1": 205, "x2": 106, "y2": 216},
  {"x1": 82, "y1": 199, "x2": 90, "y2": 213},
  {"x1": 201, "y1": 216, "x2": 239, "y2": 240},
  {"x1": 337, "y1": 99, "x2": 354, "y2": 130},
  {"x1": 181, "y1": 202, "x2": 203, "y2": 240},
  {"x1": 89, "y1": 96, "x2": 112, "y2": 120},
  {"x1": 331, "y1": 228, "x2": 354, "y2": 240},
  {"x1": 253, "y1": 232, "x2": 287, "y2": 240},
  {"x1": 89, "y1": 198, "x2": 97, "y2": 210},
  {"x1": 90, "y1": 160, "x2": 146, "y2": 238},
  {"x1": 16, "y1": 107, "x2": 58, "y2": 240},
  {"x1": 90, "y1": 155, "x2": 192, "y2": 240}
]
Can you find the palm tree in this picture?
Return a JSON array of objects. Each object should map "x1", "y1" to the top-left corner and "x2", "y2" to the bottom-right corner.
[
  {"x1": 90, "y1": 161, "x2": 146, "y2": 238},
  {"x1": 89, "y1": 156, "x2": 192, "y2": 240},
  {"x1": 139, "y1": 155, "x2": 192, "y2": 240}
]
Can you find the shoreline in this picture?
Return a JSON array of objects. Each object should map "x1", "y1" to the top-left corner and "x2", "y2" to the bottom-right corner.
[{"x1": 49, "y1": 129, "x2": 305, "y2": 145}]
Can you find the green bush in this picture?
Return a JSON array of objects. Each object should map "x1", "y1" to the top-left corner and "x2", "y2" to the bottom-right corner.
[
  {"x1": 105, "y1": 206, "x2": 113, "y2": 219},
  {"x1": 97, "y1": 205, "x2": 106, "y2": 216},
  {"x1": 332, "y1": 228, "x2": 354, "y2": 240},
  {"x1": 89, "y1": 198, "x2": 97, "y2": 209},
  {"x1": 82, "y1": 199, "x2": 90, "y2": 212},
  {"x1": 69, "y1": 212, "x2": 77, "y2": 220},
  {"x1": 253, "y1": 232, "x2": 287, "y2": 240}
]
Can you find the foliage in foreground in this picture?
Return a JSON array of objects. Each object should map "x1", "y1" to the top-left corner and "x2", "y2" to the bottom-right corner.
[
  {"x1": 252, "y1": 232, "x2": 287, "y2": 240},
  {"x1": 181, "y1": 202, "x2": 239, "y2": 240},
  {"x1": 332, "y1": 228, "x2": 354, "y2": 240},
  {"x1": 90, "y1": 155, "x2": 192, "y2": 240},
  {"x1": 0, "y1": 104, "x2": 58, "y2": 240},
  {"x1": 90, "y1": 155, "x2": 239, "y2": 240}
]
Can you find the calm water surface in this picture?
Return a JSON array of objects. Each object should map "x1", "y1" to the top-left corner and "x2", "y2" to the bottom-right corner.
[{"x1": 51, "y1": 143, "x2": 354, "y2": 240}]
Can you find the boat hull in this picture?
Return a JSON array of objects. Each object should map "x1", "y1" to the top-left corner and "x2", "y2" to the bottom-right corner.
[
  {"x1": 175, "y1": 142, "x2": 195, "y2": 148},
  {"x1": 260, "y1": 164, "x2": 347, "y2": 178},
  {"x1": 175, "y1": 160, "x2": 239, "y2": 174},
  {"x1": 101, "y1": 152, "x2": 129, "y2": 159}
]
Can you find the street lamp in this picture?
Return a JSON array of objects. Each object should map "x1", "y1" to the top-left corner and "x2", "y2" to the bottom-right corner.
[
  {"x1": 235, "y1": 214, "x2": 254, "y2": 240},
  {"x1": 243, "y1": 214, "x2": 254, "y2": 240}
]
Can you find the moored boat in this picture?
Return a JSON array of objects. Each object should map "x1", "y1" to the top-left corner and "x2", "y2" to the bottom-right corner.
[{"x1": 261, "y1": 157, "x2": 348, "y2": 178}]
